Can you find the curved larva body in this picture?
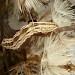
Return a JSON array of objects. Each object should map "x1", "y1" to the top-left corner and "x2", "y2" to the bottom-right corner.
[
  {"x1": 2, "y1": 22, "x2": 75, "y2": 75},
  {"x1": 2, "y1": 22, "x2": 57, "y2": 50},
  {"x1": 2, "y1": 0, "x2": 75, "y2": 75}
]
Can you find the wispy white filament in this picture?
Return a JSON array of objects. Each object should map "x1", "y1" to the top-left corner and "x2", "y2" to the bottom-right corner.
[
  {"x1": 41, "y1": 32, "x2": 75, "y2": 75},
  {"x1": 52, "y1": 0, "x2": 75, "y2": 27}
]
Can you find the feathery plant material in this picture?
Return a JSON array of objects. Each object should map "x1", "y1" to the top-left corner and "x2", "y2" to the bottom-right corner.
[
  {"x1": 10, "y1": 61, "x2": 41, "y2": 75},
  {"x1": 18, "y1": 0, "x2": 44, "y2": 22},
  {"x1": 41, "y1": 32, "x2": 75, "y2": 75},
  {"x1": 17, "y1": 0, "x2": 52, "y2": 22},
  {"x1": 18, "y1": 0, "x2": 75, "y2": 24},
  {"x1": 2, "y1": 22, "x2": 75, "y2": 75},
  {"x1": 52, "y1": 0, "x2": 75, "y2": 27},
  {"x1": 1, "y1": 0, "x2": 75, "y2": 75}
]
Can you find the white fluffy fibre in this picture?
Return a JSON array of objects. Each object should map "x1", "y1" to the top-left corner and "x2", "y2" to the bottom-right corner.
[
  {"x1": 3, "y1": 0, "x2": 75, "y2": 75},
  {"x1": 17, "y1": 0, "x2": 52, "y2": 21},
  {"x1": 25, "y1": 0, "x2": 44, "y2": 12},
  {"x1": 52, "y1": 0, "x2": 75, "y2": 27},
  {"x1": 41, "y1": 31, "x2": 75, "y2": 75},
  {"x1": 29, "y1": 36, "x2": 45, "y2": 56},
  {"x1": 18, "y1": 0, "x2": 44, "y2": 14}
]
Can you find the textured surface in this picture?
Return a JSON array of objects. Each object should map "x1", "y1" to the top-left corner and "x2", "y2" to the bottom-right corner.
[
  {"x1": 1, "y1": 0, "x2": 75, "y2": 75},
  {"x1": 2, "y1": 22, "x2": 57, "y2": 49}
]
